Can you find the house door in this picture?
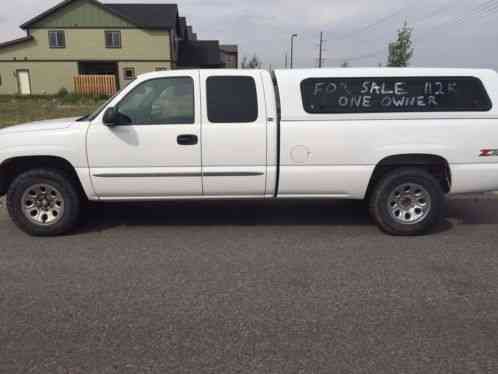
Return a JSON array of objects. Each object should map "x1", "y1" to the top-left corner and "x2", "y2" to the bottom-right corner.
[{"x1": 17, "y1": 70, "x2": 31, "y2": 95}]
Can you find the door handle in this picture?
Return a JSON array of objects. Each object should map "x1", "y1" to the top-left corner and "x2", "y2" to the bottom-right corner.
[{"x1": 177, "y1": 134, "x2": 198, "y2": 146}]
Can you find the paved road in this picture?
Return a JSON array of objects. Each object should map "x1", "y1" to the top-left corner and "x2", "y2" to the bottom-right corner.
[{"x1": 1, "y1": 196, "x2": 498, "y2": 374}]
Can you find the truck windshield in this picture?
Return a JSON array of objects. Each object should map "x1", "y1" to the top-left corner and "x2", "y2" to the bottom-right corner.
[{"x1": 80, "y1": 89, "x2": 123, "y2": 121}]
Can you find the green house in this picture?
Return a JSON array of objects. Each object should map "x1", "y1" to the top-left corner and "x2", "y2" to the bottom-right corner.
[{"x1": 0, "y1": 0, "x2": 228, "y2": 95}]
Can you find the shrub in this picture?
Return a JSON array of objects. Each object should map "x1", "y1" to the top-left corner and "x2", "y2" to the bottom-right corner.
[
  {"x1": 60, "y1": 93, "x2": 84, "y2": 104},
  {"x1": 96, "y1": 94, "x2": 111, "y2": 101},
  {"x1": 57, "y1": 87, "x2": 69, "y2": 97}
]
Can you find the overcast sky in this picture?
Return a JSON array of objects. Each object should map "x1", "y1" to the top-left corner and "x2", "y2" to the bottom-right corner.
[{"x1": 1, "y1": 0, "x2": 497, "y2": 69}]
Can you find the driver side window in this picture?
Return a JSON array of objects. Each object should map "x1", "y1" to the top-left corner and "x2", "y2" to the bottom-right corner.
[{"x1": 117, "y1": 77, "x2": 195, "y2": 125}]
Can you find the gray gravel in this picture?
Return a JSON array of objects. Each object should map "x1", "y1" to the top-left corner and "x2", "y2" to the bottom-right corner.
[{"x1": 1, "y1": 197, "x2": 498, "y2": 374}]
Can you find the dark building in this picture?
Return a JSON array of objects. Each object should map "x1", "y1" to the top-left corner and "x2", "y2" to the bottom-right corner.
[
  {"x1": 178, "y1": 40, "x2": 224, "y2": 68},
  {"x1": 220, "y1": 45, "x2": 239, "y2": 68}
]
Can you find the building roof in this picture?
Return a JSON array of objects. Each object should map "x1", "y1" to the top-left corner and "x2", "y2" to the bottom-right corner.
[
  {"x1": 105, "y1": 3, "x2": 179, "y2": 30},
  {"x1": 0, "y1": 35, "x2": 34, "y2": 49},
  {"x1": 178, "y1": 17, "x2": 187, "y2": 39},
  {"x1": 178, "y1": 40, "x2": 222, "y2": 67},
  {"x1": 186, "y1": 26, "x2": 197, "y2": 41},
  {"x1": 21, "y1": 0, "x2": 178, "y2": 30},
  {"x1": 220, "y1": 45, "x2": 238, "y2": 54}
]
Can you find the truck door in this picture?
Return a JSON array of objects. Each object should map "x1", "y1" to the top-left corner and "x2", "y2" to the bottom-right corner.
[
  {"x1": 87, "y1": 72, "x2": 202, "y2": 198},
  {"x1": 200, "y1": 71, "x2": 268, "y2": 196}
]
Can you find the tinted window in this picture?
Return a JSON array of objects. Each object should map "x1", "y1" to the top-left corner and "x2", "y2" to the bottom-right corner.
[
  {"x1": 117, "y1": 77, "x2": 194, "y2": 125},
  {"x1": 301, "y1": 76, "x2": 492, "y2": 114},
  {"x1": 207, "y1": 76, "x2": 258, "y2": 123}
]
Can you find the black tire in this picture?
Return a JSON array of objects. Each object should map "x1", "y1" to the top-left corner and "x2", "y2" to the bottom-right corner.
[
  {"x1": 6, "y1": 169, "x2": 81, "y2": 236},
  {"x1": 369, "y1": 168, "x2": 445, "y2": 236}
]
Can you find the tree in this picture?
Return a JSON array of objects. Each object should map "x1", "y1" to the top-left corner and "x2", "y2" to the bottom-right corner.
[
  {"x1": 341, "y1": 61, "x2": 350, "y2": 68},
  {"x1": 241, "y1": 54, "x2": 263, "y2": 69},
  {"x1": 387, "y1": 21, "x2": 414, "y2": 67}
]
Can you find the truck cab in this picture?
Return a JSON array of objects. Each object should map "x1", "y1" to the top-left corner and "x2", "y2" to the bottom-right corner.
[{"x1": 85, "y1": 69, "x2": 278, "y2": 199}]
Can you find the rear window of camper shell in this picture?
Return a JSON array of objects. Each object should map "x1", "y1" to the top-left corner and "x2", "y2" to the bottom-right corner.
[{"x1": 300, "y1": 76, "x2": 492, "y2": 114}]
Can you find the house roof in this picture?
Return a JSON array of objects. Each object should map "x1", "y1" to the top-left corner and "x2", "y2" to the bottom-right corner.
[
  {"x1": 0, "y1": 35, "x2": 34, "y2": 49},
  {"x1": 105, "y1": 4, "x2": 179, "y2": 30},
  {"x1": 21, "y1": 0, "x2": 178, "y2": 30},
  {"x1": 178, "y1": 40, "x2": 223, "y2": 67}
]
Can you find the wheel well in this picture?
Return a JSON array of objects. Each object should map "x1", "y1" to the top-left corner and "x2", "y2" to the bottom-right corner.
[
  {"x1": 0, "y1": 156, "x2": 86, "y2": 198},
  {"x1": 366, "y1": 154, "x2": 452, "y2": 198}
]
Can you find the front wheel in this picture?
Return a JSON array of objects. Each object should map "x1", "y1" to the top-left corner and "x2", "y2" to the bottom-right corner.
[
  {"x1": 369, "y1": 168, "x2": 445, "y2": 236},
  {"x1": 6, "y1": 169, "x2": 81, "y2": 236}
]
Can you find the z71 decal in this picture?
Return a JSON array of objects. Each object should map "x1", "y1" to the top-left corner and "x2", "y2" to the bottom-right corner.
[{"x1": 479, "y1": 149, "x2": 498, "y2": 157}]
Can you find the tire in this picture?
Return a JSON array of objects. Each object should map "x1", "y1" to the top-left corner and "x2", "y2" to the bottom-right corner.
[
  {"x1": 369, "y1": 168, "x2": 445, "y2": 236},
  {"x1": 6, "y1": 169, "x2": 81, "y2": 236}
]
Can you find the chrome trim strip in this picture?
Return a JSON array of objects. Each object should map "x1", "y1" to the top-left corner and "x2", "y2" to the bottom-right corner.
[
  {"x1": 94, "y1": 173, "x2": 201, "y2": 178},
  {"x1": 204, "y1": 172, "x2": 264, "y2": 177},
  {"x1": 93, "y1": 172, "x2": 264, "y2": 178}
]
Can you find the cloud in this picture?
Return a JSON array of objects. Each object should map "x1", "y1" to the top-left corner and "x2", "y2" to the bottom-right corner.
[{"x1": 1, "y1": 0, "x2": 497, "y2": 69}]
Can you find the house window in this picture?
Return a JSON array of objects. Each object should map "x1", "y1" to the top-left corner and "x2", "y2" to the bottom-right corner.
[
  {"x1": 123, "y1": 67, "x2": 136, "y2": 81},
  {"x1": 105, "y1": 31, "x2": 122, "y2": 49},
  {"x1": 48, "y1": 30, "x2": 66, "y2": 48}
]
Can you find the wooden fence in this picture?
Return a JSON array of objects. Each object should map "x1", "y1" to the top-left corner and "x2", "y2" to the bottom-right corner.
[{"x1": 74, "y1": 75, "x2": 117, "y2": 96}]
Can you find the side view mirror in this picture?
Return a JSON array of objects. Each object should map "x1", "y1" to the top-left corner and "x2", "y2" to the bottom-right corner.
[
  {"x1": 103, "y1": 107, "x2": 118, "y2": 126},
  {"x1": 103, "y1": 107, "x2": 131, "y2": 127}
]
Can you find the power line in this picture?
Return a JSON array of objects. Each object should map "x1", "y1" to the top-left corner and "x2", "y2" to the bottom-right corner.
[
  {"x1": 425, "y1": 0, "x2": 498, "y2": 29},
  {"x1": 327, "y1": 0, "x2": 455, "y2": 50},
  {"x1": 410, "y1": 0, "x2": 456, "y2": 26},
  {"x1": 415, "y1": 0, "x2": 498, "y2": 41},
  {"x1": 448, "y1": 0, "x2": 498, "y2": 27},
  {"x1": 327, "y1": 0, "x2": 498, "y2": 65},
  {"x1": 326, "y1": 0, "x2": 418, "y2": 43},
  {"x1": 327, "y1": 48, "x2": 386, "y2": 63},
  {"x1": 321, "y1": 0, "x2": 447, "y2": 63}
]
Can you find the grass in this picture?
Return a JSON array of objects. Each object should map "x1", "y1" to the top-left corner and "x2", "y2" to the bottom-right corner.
[{"x1": 0, "y1": 95, "x2": 107, "y2": 128}]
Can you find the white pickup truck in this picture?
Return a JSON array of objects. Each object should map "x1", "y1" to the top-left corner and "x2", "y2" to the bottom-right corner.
[{"x1": 1, "y1": 68, "x2": 497, "y2": 236}]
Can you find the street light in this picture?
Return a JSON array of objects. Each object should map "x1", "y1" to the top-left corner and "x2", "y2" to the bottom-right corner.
[{"x1": 290, "y1": 34, "x2": 298, "y2": 69}]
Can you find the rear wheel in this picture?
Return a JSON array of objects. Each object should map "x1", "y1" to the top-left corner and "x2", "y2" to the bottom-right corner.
[
  {"x1": 369, "y1": 168, "x2": 445, "y2": 236},
  {"x1": 7, "y1": 169, "x2": 81, "y2": 236}
]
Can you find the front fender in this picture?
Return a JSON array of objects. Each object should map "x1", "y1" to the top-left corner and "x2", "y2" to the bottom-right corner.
[{"x1": 0, "y1": 125, "x2": 96, "y2": 199}]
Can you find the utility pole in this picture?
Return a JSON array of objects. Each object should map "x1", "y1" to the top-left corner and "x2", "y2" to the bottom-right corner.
[
  {"x1": 318, "y1": 32, "x2": 324, "y2": 68},
  {"x1": 285, "y1": 53, "x2": 288, "y2": 68},
  {"x1": 290, "y1": 34, "x2": 298, "y2": 69}
]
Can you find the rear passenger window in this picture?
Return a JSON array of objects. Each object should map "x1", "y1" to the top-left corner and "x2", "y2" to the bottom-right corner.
[
  {"x1": 301, "y1": 77, "x2": 492, "y2": 114},
  {"x1": 207, "y1": 76, "x2": 258, "y2": 123}
]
